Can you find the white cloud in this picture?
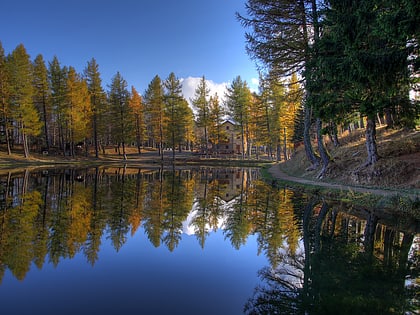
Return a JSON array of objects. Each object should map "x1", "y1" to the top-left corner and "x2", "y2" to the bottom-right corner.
[{"x1": 180, "y1": 76, "x2": 228, "y2": 107}]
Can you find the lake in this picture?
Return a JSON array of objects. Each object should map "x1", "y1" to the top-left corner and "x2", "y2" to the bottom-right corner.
[{"x1": 0, "y1": 166, "x2": 418, "y2": 314}]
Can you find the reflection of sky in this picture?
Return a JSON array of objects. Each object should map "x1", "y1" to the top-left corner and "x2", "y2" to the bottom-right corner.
[{"x1": 0, "y1": 226, "x2": 268, "y2": 315}]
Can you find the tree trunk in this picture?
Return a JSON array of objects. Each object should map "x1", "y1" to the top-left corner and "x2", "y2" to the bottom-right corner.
[
  {"x1": 316, "y1": 118, "x2": 330, "y2": 178},
  {"x1": 22, "y1": 131, "x2": 29, "y2": 158},
  {"x1": 303, "y1": 103, "x2": 320, "y2": 170},
  {"x1": 93, "y1": 111, "x2": 99, "y2": 158},
  {"x1": 365, "y1": 117, "x2": 378, "y2": 166},
  {"x1": 283, "y1": 127, "x2": 287, "y2": 160}
]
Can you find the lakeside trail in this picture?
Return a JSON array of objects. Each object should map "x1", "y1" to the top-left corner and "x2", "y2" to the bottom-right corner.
[{"x1": 267, "y1": 163, "x2": 419, "y2": 199}]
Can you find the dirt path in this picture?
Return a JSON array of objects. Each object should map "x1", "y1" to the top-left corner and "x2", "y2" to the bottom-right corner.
[{"x1": 268, "y1": 164, "x2": 419, "y2": 199}]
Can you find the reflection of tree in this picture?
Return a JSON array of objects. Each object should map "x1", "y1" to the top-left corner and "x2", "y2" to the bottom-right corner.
[
  {"x1": 143, "y1": 168, "x2": 166, "y2": 247},
  {"x1": 224, "y1": 169, "x2": 253, "y2": 249},
  {"x1": 3, "y1": 190, "x2": 42, "y2": 280},
  {"x1": 161, "y1": 169, "x2": 194, "y2": 251},
  {"x1": 191, "y1": 168, "x2": 226, "y2": 248},
  {"x1": 245, "y1": 198, "x2": 419, "y2": 315}
]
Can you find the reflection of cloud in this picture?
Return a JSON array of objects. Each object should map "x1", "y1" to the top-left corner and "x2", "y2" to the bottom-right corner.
[
  {"x1": 182, "y1": 200, "x2": 229, "y2": 236},
  {"x1": 180, "y1": 76, "x2": 228, "y2": 106}
]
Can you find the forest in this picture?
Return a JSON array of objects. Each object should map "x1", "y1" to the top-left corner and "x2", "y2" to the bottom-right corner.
[{"x1": 0, "y1": 0, "x2": 419, "y2": 175}]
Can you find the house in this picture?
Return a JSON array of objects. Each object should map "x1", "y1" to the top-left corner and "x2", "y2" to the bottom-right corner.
[{"x1": 213, "y1": 119, "x2": 247, "y2": 156}]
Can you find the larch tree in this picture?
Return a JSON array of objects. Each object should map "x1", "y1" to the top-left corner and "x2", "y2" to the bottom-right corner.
[
  {"x1": 267, "y1": 77, "x2": 287, "y2": 162},
  {"x1": 282, "y1": 73, "x2": 302, "y2": 160},
  {"x1": 208, "y1": 93, "x2": 225, "y2": 156},
  {"x1": 0, "y1": 41, "x2": 12, "y2": 154},
  {"x1": 190, "y1": 76, "x2": 211, "y2": 157},
  {"x1": 84, "y1": 58, "x2": 106, "y2": 158},
  {"x1": 32, "y1": 54, "x2": 51, "y2": 151},
  {"x1": 163, "y1": 72, "x2": 187, "y2": 160},
  {"x1": 48, "y1": 56, "x2": 68, "y2": 154},
  {"x1": 108, "y1": 72, "x2": 131, "y2": 159},
  {"x1": 66, "y1": 67, "x2": 91, "y2": 157},
  {"x1": 144, "y1": 75, "x2": 165, "y2": 158},
  {"x1": 129, "y1": 86, "x2": 146, "y2": 154},
  {"x1": 225, "y1": 75, "x2": 252, "y2": 159},
  {"x1": 7, "y1": 44, "x2": 41, "y2": 158},
  {"x1": 238, "y1": 0, "x2": 322, "y2": 169}
]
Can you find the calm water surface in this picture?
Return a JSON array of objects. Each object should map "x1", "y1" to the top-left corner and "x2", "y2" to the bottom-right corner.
[{"x1": 0, "y1": 166, "x2": 418, "y2": 314}]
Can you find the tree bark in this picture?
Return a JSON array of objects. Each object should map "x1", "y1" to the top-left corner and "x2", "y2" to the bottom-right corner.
[
  {"x1": 303, "y1": 103, "x2": 320, "y2": 170},
  {"x1": 365, "y1": 117, "x2": 378, "y2": 166},
  {"x1": 316, "y1": 118, "x2": 330, "y2": 178}
]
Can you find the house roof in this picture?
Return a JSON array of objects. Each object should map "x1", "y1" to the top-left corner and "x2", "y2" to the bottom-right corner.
[{"x1": 222, "y1": 118, "x2": 237, "y2": 125}]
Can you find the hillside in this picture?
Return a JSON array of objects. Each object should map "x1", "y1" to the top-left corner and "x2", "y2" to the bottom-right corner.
[{"x1": 279, "y1": 127, "x2": 420, "y2": 192}]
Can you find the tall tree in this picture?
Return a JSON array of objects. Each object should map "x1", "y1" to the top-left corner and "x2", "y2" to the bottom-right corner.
[
  {"x1": 0, "y1": 42, "x2": 12, "y2": 154},
  {"x1": 108, "y1": 72, "x2": 131, "y2": 159},
  {"x1": 32, "y1": 54, "x2": 51, "y2": 151},
  {"x1": 48, "y1": 56, "x2": 68, "y2": 154},
  {"x1": 238, "y1": 0, "x2": 322, "y2": 169},
  {"x1": 225, "y1": 76, "x2": 252, "y2": 159},
  {"x1": 66, "y1": 67, "x2": 92, "y2": 156},
  {"x1": 163, "y1": 72, "x2": 187, "y2": 160},
  {"x1": 318, "y1": 0, "x2": 419, "y2": 166},
  {"x1": 208, "y1": 93, "x2": 225, "y2": 156},
  {"x1": 144, "y1": 75, "x2": 165, "y2": 158},
  {"x1": 7, "y1": 44, "x2": 41, "y2": 157},
  {"x1": 191, "y1": 76, "x2": 211, "y2": 157},
  {"x1": 129, "y1": 86, "x2": 146, "y2": 154},
  {"x1": 84, "y1": 58, "x2": 106, "y2": 158}
]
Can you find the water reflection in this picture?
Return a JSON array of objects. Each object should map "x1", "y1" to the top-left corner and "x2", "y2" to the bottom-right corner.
[{"x1": 0, "y1": 167, "x2": 418, "y2": 314}]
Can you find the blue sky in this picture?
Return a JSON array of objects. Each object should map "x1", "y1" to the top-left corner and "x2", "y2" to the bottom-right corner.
[{"x1": 1, "y1": 0, "x2": 259, "y2": 100}]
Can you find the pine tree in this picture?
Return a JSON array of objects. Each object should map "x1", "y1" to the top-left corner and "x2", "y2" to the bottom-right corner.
[
  {"x1": 144, "y1": 75, "x2": 165, "y2": 157},
  {"x1": 163, "y1": 72, "x2": 187, "y2": 160},
  {"x1": 129, "y1": 86, "x2": 146, "y2": 154},
  {"x1": 225, "y1": 76, "x2": 252, "y2": 159},
  {"x1": 190, "y1": 76, "x2": 211, "y2": 156},
  {"x1": 0, "y1": 41, "x2": 12, "y2": 154},
  {"x1": 84, "y1": 58, "x2": 106, "y2": 158},
  {"x1": 238, "y1": 0, "x2": 322, "y2": 169},
  {"x1": 66, "y1": 67, "x2": 91, "y2": 156},
  {"x1": 208, "y1": 93, "x2": 225, "y2": 156},
  {"x1": 33, "y1": 54, "x2": 51, "y2": 151},
  {"x1": 7, "y1": 44, "x2": 41, "y2": 158},
  {"x1": 108, "y1": 72, "x2": 131, "y2": 159},
  {"x1": 48, "y1": 56, "x2": 68, "y2": 153}
]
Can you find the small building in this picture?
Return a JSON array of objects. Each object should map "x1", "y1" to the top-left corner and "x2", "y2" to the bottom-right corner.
[{"x1": 213, "y1": 119, "x2": 246, "y2": 156}]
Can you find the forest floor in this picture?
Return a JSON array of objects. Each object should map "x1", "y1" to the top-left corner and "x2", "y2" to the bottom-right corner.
[{"x1": 270, "y1": 127, "x2": 419, "y2": 200}]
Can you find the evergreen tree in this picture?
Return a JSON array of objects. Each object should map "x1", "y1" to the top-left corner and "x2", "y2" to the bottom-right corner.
[
  {"x1": 84, "y1": 58, "x2": 106, "y2": 158},
  {"x1": 144, "y1": 75, "x2": 165, "y2": 157},
  {"x1": 129, "y1": 86, "x2": 146, "y2": 154},
  {"x1": 190, "y1": 76, "x2": 211, "y2": 156},
  {"x1": 33, "y1": 54, "x2": 51, "y2": 151},
  {"x1": 208, "y1": 93, "x2": 225, "y2": 156},
  {"x1": 108, "y1": 72, "x2": 131, "y2": 159},
  {"x1": 163, "y1": 72, "x2": 187, "y2": 160},
  {"x1": 225, "y1": 76, "x2": 252, "y2": 159},
  {"x1": 0, "y1": 41, "x2": 12, "y2": 154},
  {"x1": 238, "y1": 0, "x2": 322, "y2": 169},
  {"x1": 66, "y1": 67, "x2": 91, "y2": 156},
  {"x1": 7, "y1": 44, "x2": 41, "y2": 157},
  {"x1": 318, "y1": 0, "x2": 419, "y2": 166},
  {"x1": 48, "y1": 56, "x2": 68, "y2": 154}
]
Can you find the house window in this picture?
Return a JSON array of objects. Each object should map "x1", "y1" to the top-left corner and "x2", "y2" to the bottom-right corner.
[{"x1": 226, "y1": 126, "x2": 229, "y2": 130}]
